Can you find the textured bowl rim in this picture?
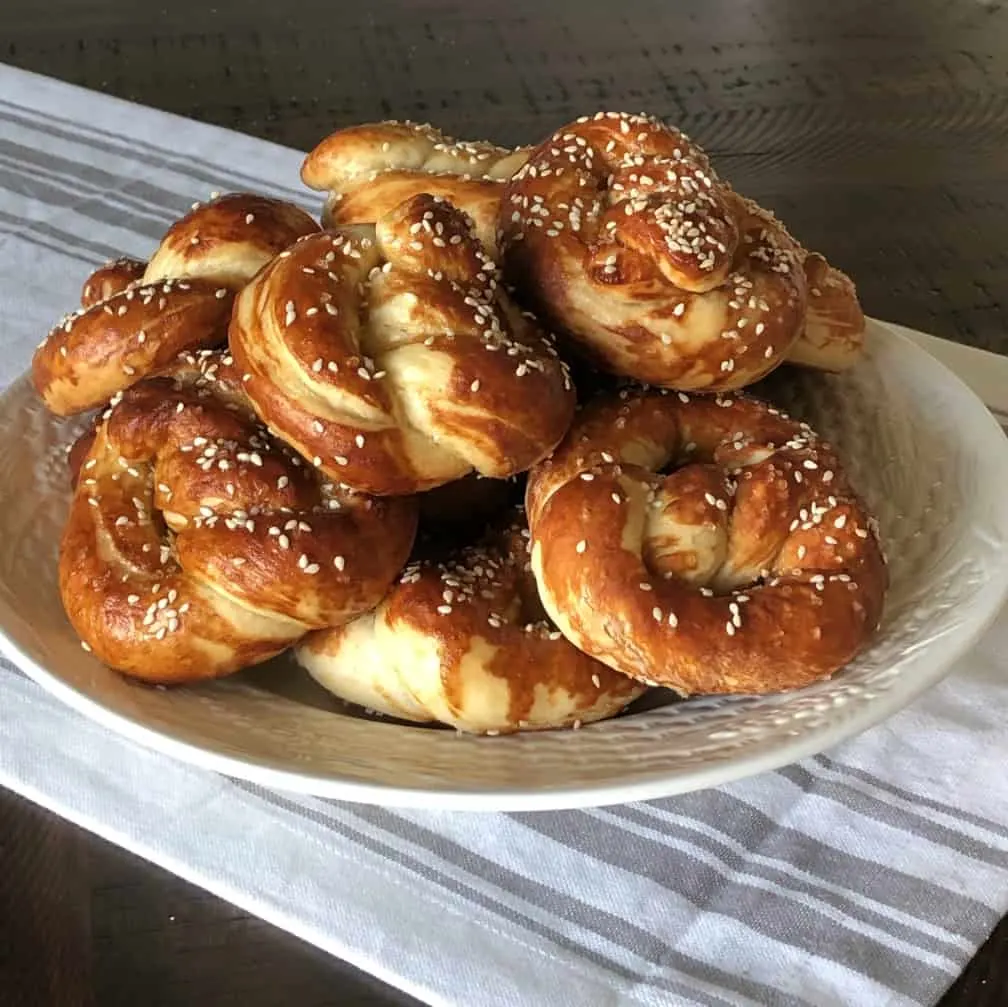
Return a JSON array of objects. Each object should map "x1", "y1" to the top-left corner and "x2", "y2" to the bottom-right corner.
[{"x1": 2, "y1": 316, "x2": 1007, "y2": 812}]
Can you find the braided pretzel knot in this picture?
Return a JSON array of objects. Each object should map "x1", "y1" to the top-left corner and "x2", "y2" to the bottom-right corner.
[
  {"x1": 525, "y1": 389, "x2": 887, "y2": 694},
  {"x1": 296, "y1": 510, "x2": 644, "y2": 733},
  {"x1": 33, "y1": 193, "x2": 319, "y2": 416},
  {"x1": 229, "y1": 193, "x2": 576, "y2": 495},
  {"x1": 497, "y1": 112, "x2": 808, "y2": 391},
  {"x1": 301, "y1": 121, "x2": 529, "y2": 254},
  {"x1": 62, "y1": 352, "x2": 416, "y2": 684}
]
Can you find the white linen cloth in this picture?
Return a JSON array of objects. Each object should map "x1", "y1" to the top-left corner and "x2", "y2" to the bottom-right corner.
[{"x1": 0, "y1": 63, "x2": 1006, "y2": 1007}]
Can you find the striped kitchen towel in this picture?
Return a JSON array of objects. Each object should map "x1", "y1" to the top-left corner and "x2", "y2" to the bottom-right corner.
[{"x1": 1, "y1": 63, "x2": 1007, "y2": 1007}]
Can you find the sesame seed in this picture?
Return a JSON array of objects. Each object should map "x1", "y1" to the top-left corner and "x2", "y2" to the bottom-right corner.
[
  {"x1": 575, "y1": 540, "x2": 587, "y2": 554},
  {"x1": 80, "y1": 641, "x2": 92, "y2": 652},
  {"x1": 333, "y1": 556, "x2": 345, "y2": 571},
  {"x1": 437, "y1": 605, "x2": 453, "y2": 615},
  {"x1": 470, "y1": 379, "x2": 481, "y2": 392},
  {"x1": 652, "y1": 607, "x2": 663, "y2": 622},
  {"x1": 725, "y1": 622, "x2": 736, "y2": 636}
]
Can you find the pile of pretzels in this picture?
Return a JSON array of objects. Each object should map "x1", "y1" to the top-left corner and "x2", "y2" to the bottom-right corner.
[{"x1": 33, "y1": 112, "x2": 887, "y2": 736}]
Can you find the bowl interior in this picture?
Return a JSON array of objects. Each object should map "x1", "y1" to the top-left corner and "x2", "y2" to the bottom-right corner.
[{"x1": 1, "y1": 319, "x2": 1007, "y2": 810}]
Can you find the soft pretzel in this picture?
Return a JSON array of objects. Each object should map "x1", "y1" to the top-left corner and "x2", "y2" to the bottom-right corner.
[
  {"x1": 525, "y1": 388, "x2": 887, "y2": 694},
  {"x1": 229, "y1": 193, "x2": 575, "y2": 495},
  {"x1": 62, "y1": 350, "x2": 417, "y2": 684},
  {"x1": 295, "y1": 509, "x2": 645, "y2": 733},
  {"x1": 301, "y1": 121, "x2": 529, "y2": 255},
  {"x1": 718, "y1": 186, "x2": 866, "y2": 372},
  {"x1": 33, "y1": 193, "x2": 320, "y2": 416},
  {"x1": 498, "y1": 111, "x2": 813, "y2": 391}
]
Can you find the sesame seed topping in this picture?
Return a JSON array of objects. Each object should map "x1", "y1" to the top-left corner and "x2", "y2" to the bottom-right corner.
[{"x1": 575, "y1": 540, "x2": 587, "y2": 554}]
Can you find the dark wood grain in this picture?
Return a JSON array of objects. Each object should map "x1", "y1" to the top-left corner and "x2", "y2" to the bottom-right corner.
[{"x1": 2, "y1": 1, "x2": 1007, "y2": 1004}]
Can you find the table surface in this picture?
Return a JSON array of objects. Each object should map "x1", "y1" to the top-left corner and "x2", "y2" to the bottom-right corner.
[{"x1": 3, "y1": 0, "x2": 1007, "y2": 1003}]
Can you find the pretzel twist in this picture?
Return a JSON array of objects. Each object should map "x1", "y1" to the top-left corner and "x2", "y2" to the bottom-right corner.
[
  {"x1": 525, "y1": 388, "x2": 887, "y2": 694},
  {"x1": 62, "y1": 351, "x2": 416, "y2": 684},
  {"x1": 301, "y1": 121, "x2": 529, "y2": 255},
  {"x1": 229, "y1": 193, "x2": 576, "y2": 495},
  {"x1": 296, "y1": 510, "x2": 644, "y2": 733},
  {"x1": 497, "y1": 112, "x2": 814, "y2": 391},
  {"x1": 33, "y1": 193, "x2": 319, "y2": 416}
]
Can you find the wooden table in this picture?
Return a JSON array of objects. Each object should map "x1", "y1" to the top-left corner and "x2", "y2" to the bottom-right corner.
[{"x1": 2, "y1": 0, "x2": 1006, "y2": 1003}]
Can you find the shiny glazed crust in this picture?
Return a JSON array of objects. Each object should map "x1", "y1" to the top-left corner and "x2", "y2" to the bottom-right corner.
[
  {"x1": 33, "y1": 193, "x2": 320, "y2": 416},
  {"x1": 229, "y1": 193, "x2": 576, "y2": 494},
  {"x1": 295, "y1": 510, "x2": 645, "y2": 734},
  {"x1": 498, "y1": 112, "x2": 811, "y2": 391},
  {"x1": 61, "y1": 352, "x2": 417, "y2": 684},
  {"x1": 525, "y1": 388, "x2": 887, "y2": 694},
  {"x1": 301, "y1": 120, "x2": 529, "y2": 254}
]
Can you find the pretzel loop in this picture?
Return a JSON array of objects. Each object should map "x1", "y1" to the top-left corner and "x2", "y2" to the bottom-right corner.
[{"x1": 525, "y1": 388, "x2": 887, "y2": 694}]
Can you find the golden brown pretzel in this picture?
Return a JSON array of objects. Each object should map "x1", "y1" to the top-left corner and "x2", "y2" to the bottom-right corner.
[
  {"x1": 62, "y1": 351, "x2": 417, "y2": 684},
  {"x1": 301, "y1": 121, "x2": 529, "y2": 255},
  {"x1": 229, "y1": 193, "x2": 576, "y2": 495},
  {"x1": 296, "y1": 509, "x2": 644, "y2": 733},
  {"x1": 719, "y1": 187, "x2": 866, "y2": 372},
  {"x1": 498, "y1": 111, "x2": 811, "y2": 391},
  {"x1": 525, "y1": 388, "x2": 887, "y2": 694},
  {"x1": 33, "y1": 193, "x2": 320, "y2": 416}
]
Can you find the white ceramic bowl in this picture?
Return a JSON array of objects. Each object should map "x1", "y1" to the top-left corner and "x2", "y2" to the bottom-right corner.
[{"x1": 1, "y1": 318, "x2": 1006, "y2": 811}]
